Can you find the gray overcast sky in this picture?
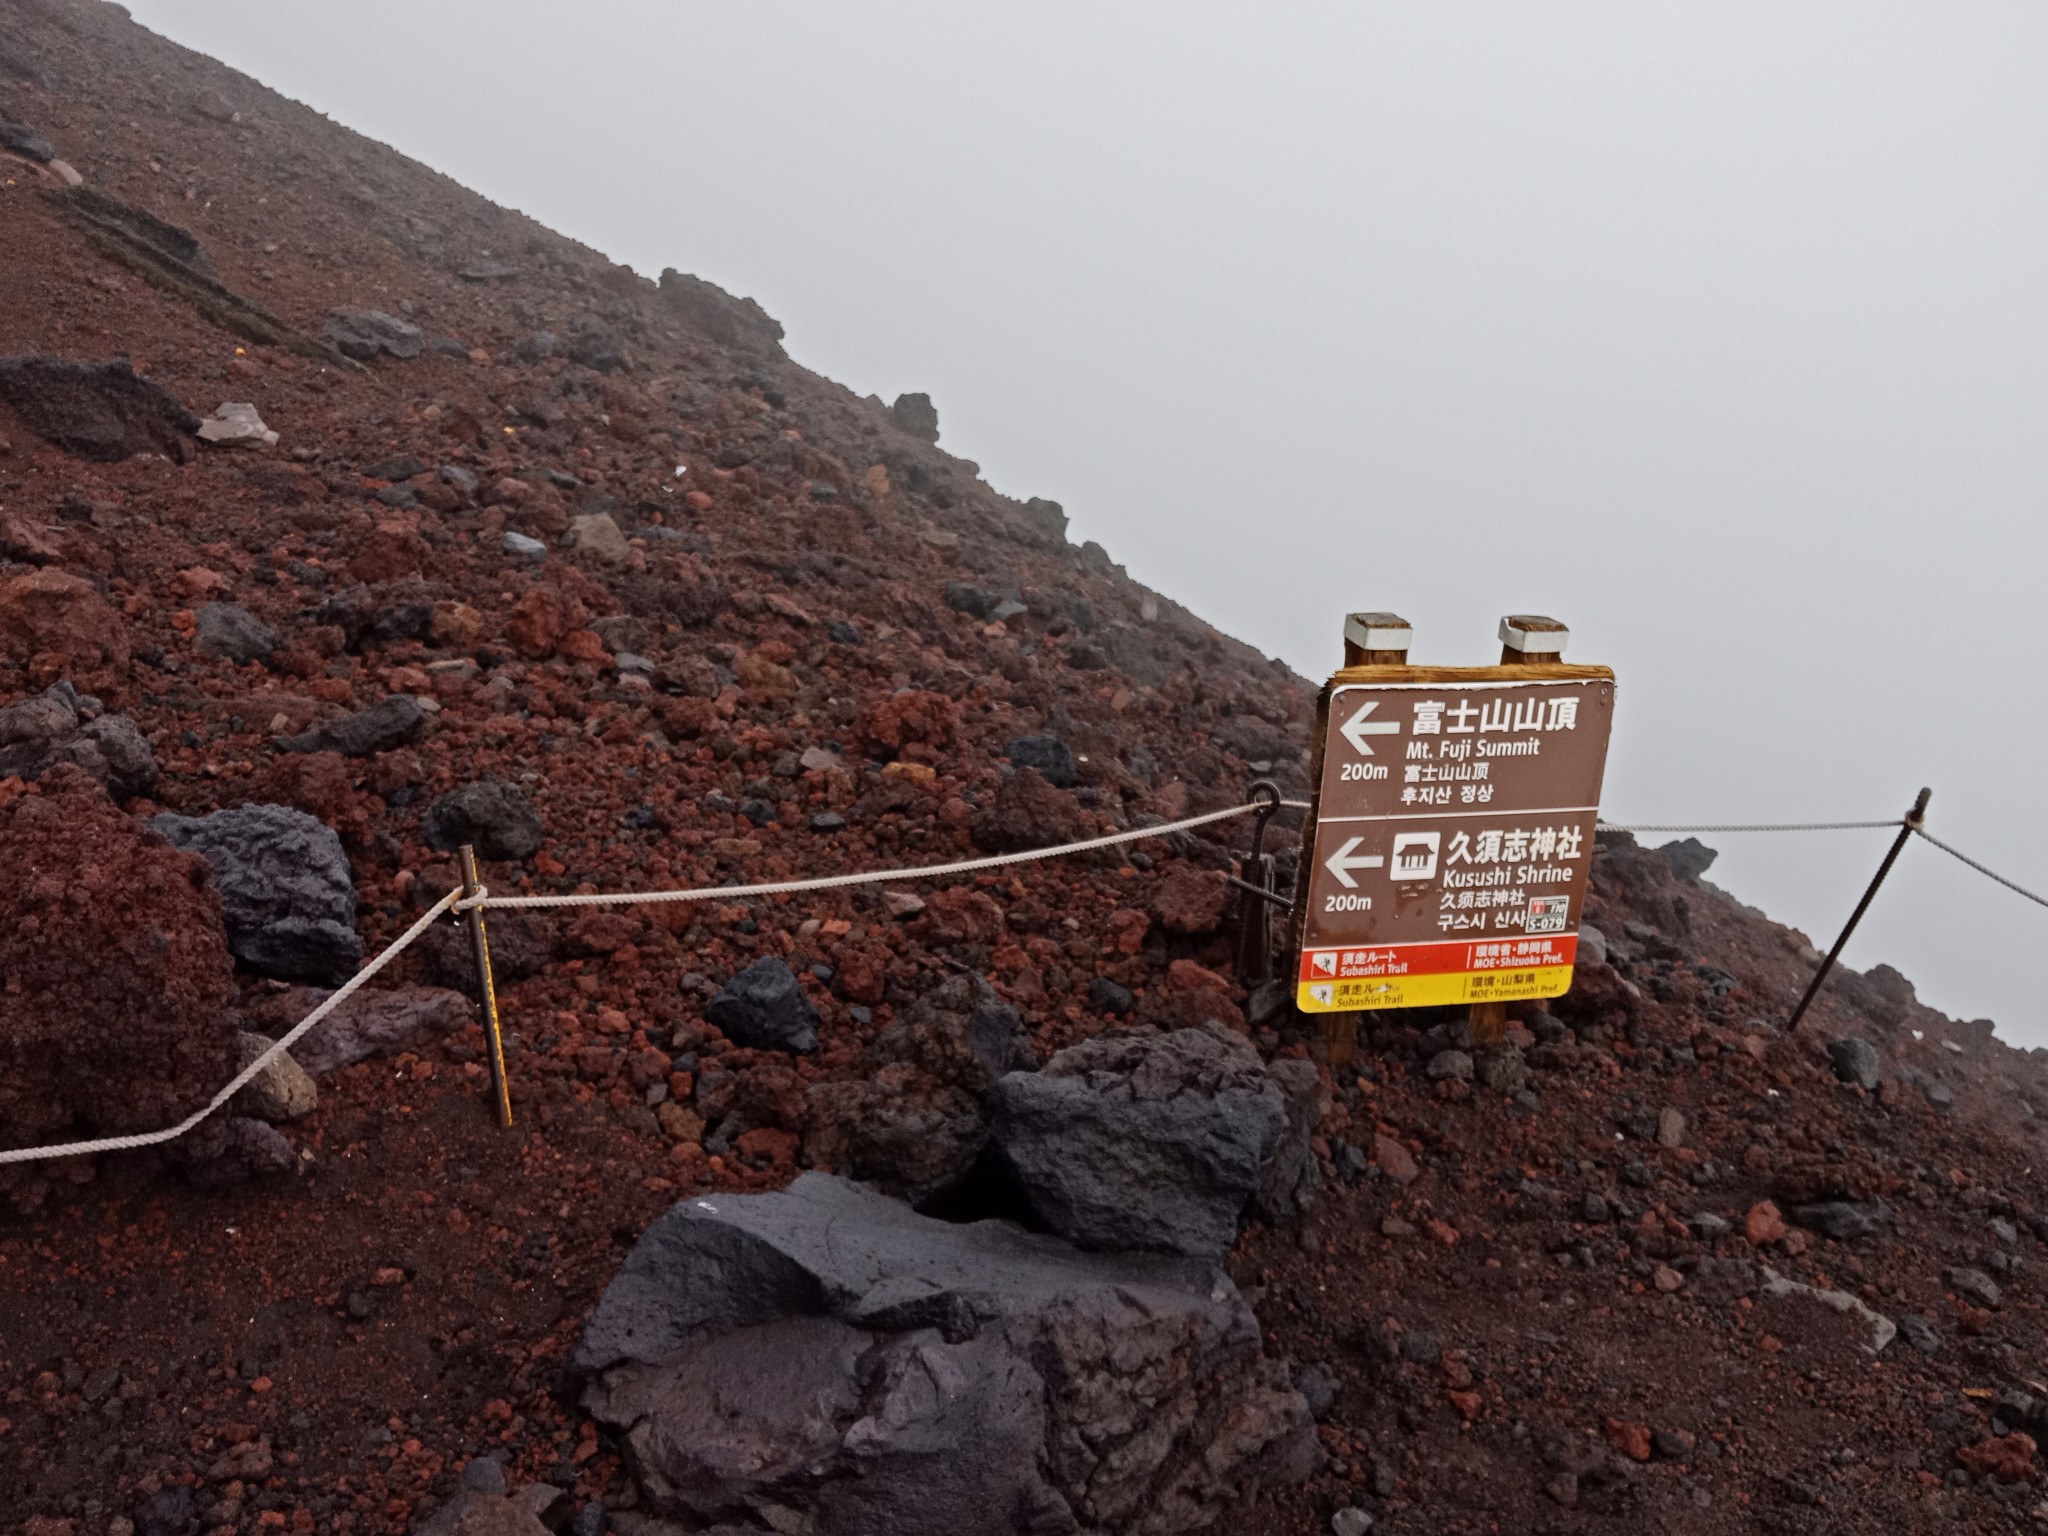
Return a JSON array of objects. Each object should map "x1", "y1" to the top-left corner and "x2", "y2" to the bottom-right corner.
[{"x1": 127, "y1": 1, "x2": 2048, "y2": 1042}]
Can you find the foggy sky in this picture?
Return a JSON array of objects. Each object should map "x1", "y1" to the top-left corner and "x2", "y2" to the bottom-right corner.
[{"x1": 124, "y1": 1, "x2": 2048, "y2": 1043}]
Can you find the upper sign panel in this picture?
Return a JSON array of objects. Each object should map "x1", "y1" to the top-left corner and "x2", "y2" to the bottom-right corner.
[{"x1": 1296, "y1": 676, "x2": 1616, "y2": 1012}]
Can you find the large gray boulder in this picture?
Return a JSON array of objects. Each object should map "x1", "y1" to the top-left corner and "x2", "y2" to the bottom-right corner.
[
  {"x1": 149, "y1": 803, "x2": 362, "y2": 984},
  {"x1": 573, "y1": 1174, "x2": 1317, "y2": 1536},
  {"x1": 804, "y1": 973, "x2": 1036, "y2": 1204},
  {"x1": 992, "y1": 1024, "x2": 1287, "y2": 1258}
]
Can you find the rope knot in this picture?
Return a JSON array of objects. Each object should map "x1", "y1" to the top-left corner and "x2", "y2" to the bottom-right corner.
[{"x1": 453, "y1": 885, "x2": 489, "y2": 913}]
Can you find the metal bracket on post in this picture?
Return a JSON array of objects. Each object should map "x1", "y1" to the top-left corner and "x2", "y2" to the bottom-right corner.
[
  {"x1": 1235, "y1": 779, "x2": 1284, "y2": 987},
  {"x1": 1785, "y1": 788, "x2": 1932, "y2": 1032},
  {"x1": 458, "y1": 844, "x2": 514, "y2": 1128}
]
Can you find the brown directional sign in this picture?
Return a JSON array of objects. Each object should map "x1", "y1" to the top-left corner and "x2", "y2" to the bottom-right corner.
[{"x1": 1294, "y1": 670, "x2": 1616, "y2": 1012}]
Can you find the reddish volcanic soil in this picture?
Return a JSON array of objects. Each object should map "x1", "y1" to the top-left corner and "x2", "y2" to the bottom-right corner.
[{"x1": 5, "y1": 5, "x2": 2048, "y2": 1535}]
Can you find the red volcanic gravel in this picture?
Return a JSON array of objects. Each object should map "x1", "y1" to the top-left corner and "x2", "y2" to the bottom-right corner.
[{"x1": 3, "y1": 7, "x2": 2048, "y2": 1536}]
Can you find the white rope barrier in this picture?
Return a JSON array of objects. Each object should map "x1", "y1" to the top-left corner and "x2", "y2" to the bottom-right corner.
[
  {"x1": 0, "y1": 890, "x2": 459, "y2": 1168},
  {"x1": 8, "y1": 790, "x2": 2039, "y2": 1170},
  {"x1": 1598, "y1": 819, "x2": 1905, "y2": 834},
  {"x1": 0, "y1": 801, "x2": 1266, "y2": 1167},
  {"x1": 468, "y1": 801, "x2": 1265, "y2": 911},
  {"x1": 1912, "y1": 827, "x2": 2048, "y2": 911}
]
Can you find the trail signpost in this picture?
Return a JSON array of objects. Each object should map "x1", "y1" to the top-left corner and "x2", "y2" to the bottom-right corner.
[{"x1": 1291, "y1": 614, "x2": 1615, "y2": 1053}]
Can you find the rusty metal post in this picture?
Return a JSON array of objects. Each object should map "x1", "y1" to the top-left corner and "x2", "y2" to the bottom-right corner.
[
  {"x1": 1235, "y1": 781, "x2": 1283, "y2": 987},
  {"x1": 1785, "y1": 788, "x2": 1932, "y2": 1032},
  {"x1": 459, "y1": 844, "x2": 514, "y2": 1128}
]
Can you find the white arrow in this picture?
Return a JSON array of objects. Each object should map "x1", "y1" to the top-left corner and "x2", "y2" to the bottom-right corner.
[
  {"x1": 1339, "y1": 700, "x2": 1400, "y2": 756},
  {"x1": 1324, "y1": 837, "x2": 1385, "y2": 889}
]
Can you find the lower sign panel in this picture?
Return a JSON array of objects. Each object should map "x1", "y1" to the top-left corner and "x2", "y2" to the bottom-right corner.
[{"x1": 1297, "y1": 934, "x2": 1580, "y2": 1011}]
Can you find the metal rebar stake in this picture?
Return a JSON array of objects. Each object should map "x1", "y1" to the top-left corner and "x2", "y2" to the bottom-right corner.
[
  {"x1": 1785, "y1": 788, "x2": 1931, "y2": 1032},
  {"x1": 459, "y1": 844, "x2": 514, "y2": 1127},
  {"x1": 1236, "y1": 780, "x2": 1283, "y2": 986}
]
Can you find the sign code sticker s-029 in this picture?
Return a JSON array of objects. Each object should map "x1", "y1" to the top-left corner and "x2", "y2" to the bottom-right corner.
[{"x1": 1296, "y1": 677, "x2": 1615, "y2": 1012}]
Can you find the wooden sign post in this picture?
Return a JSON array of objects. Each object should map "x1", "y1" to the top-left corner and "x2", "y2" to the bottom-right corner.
[{"x1": 1289, "y1": 613, "x2": 1616, "y2": 1064}]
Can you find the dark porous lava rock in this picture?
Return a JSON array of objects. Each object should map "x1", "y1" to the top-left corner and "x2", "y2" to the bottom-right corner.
[
  {"x1": 970, "y1": 765, "x2": 1091, "y2": 853},
  {"x1": 150, "y1": 803, "x2": 362, "y2": 985},
  {"x1": 323, "y1": 305, "x2": 426, "y2": 361},
  {"x1": 804, "y1": 973, "x2": 1036, "y2": 1204},
  {"x1": 422, "y1": 779, "x2": 544, "y2": 861},
  {"x1": 0, "y1": 682, "x2": 158, "y2": 799},
  {"x1": 992, "y1": 1023, "x2": 1287, "y2": 1258},
  {"x1": 0, "y1": 356, "x2": 199, "y2": 462},
  {"x1": 1005, "y1": 732, "x2": 1077, "y2": 788},
  {"x1": 572, "y1": 1173, "x2": 1318, "y2": 1536},
  {"x1": 193, "y1": 601, "x2": 277, "y2": 664},
  {"x1": 0, "y1": 767, "x2": 235, "y2": 1155},
  {"x1": 705, "y1": 956, "x2": 820, "y2": 1054},
  {"x1": 281, "y1": 694, "x2": 426, "y2": 758}
]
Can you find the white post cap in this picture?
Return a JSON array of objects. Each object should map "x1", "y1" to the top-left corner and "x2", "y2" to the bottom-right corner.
[
  {"x1": 1499, "y1": 615, "x2": 1568, "y2": 655},
  {"x1": 1344, "y1": 612, "x2": 1413, "y2": 653}
]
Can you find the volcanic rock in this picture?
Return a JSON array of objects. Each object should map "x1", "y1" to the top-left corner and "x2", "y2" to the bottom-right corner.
[
  {"x1": 419, "y1": 910, "x2": 558, "y2": 988},
  {"x1": 992, "y1": 1023, "x2": 1287, "y2": 1257},
  {"x1": 1658, "y1": 837, "x2": 1718, "y2": 881},
  {"x1": 656, "y1": 268, "x2": 785, "y2": 354},
  {"x1": 1251, "y1": 1057, "x2": 1326, "y2": 1225},
  {"x1": 324, "y1": 306, "x2": 426, "y2": 361},
  {"x1": 1949, "y1": 1266, "x2": 2003, "y2": 1310},
  {"x1": 251, "y1": 984, "x2": 477, "y2": 1077},
  {"x1": 1759, "y1": 1266, "x2": 1897, "y2": 1354},
  {"x1": 1005, "y1": 733, "x2": 1077, "y2": 788},
  {"x1": 413, "y1": 1483, "x2": 564, "y2": 1536},
  {"x1": 705, "y1": 957, "x2": 820, "y2": 1055},
  {"x1": 0, "y1": 121, "x2": 54, "y2": 162},
  {"x1": 422, "y1": 779, "x2": 545, "y2": 861},
  {"x1": 0, "y1": 683, "x2": 154, "y2": 797},
  {"x1": 1151, "y1": 862, "x2": 1230, "y2": 933},
  {"x1": 281, "y1": 695, "x2": 426, "y2": 757},
  {"x1": 803, "y1": 973, "x2": 1034, "y2": 1204},
  {"x1": 889, "y1": 391, "x2": 940, "y2": 442},
  {"x1": 194, "y1": 601, "x2": 277, "y2": 663},
  {"x1": 0, "y1": 508, "x2": 62, "y2": 563},
  {"x1": 194, "y1": 401, "x2": 278, "y2": 449},
  {"x1": 1789, "y1": 1200, "x2": 1887, "y2": 1242},
  {"x1": 1827, "y1": 1036, "x2": 1881, "y2": 1091},
  {"x1": 0, "y1": 568, "x2": 130, "y2": 676},
  {"x1": 150, "y1": 803, "x2": 363, "y2": 985},
  {"x1": 0, "y1": 768, "x2": 236, "y2": 1152},
  {"x1": 0, "y1": 357, "x2": 198, "y2": 461},
  {"x1": 1958, "y1": 1433, "x2": 2036, "y2": 1483},
  {"x1": 173, "y1": 1114, "x2": 296, "y2": 1188},
  {"x1": 230, "y1": 1031, "x2": 317, "y2": 1122},
  {"x1": 570, "y1": 511, "x2": 630, "y2": 565},
  {"x1": 572, "y1": 1173, "x2": 1317, "y2": 1535},
  {"x1": 971, "y1": 765, "x2": 1090, "y2": 853},
  {"x1": 855, "y1": 689, "x2": 957, "y2": 756}
]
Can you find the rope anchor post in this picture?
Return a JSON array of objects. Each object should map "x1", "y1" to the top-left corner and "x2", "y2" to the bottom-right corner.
[
  {"x1": 458, "y1": 845, "x2": 514, "y2": 1128},
  {"x1": 1234, "y1": 780, "x2": 1285, "y2": 988},
  {"x1": 1785, "y1": 788, "x2": 1931, "y2": 1032}
]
